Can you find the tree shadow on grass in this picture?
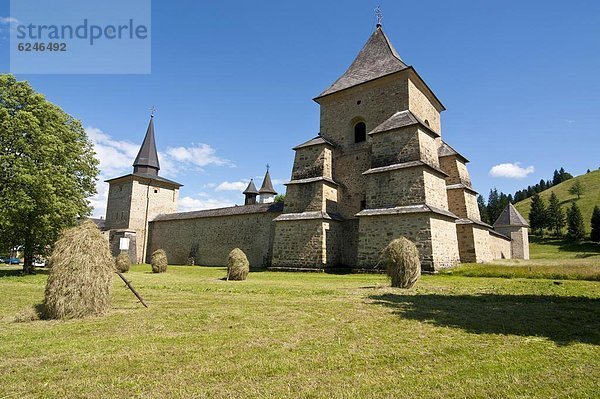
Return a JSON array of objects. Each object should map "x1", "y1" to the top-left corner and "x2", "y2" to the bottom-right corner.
[
  {"x1": 0, "y1": 268, "x2": 49, "y2": 277},
  {"x1": 369, "y1": 293, "x2": 600, "y2": 346}
]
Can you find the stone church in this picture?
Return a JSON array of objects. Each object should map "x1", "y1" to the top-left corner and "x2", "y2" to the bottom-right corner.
[{"x1": 103, "y1": 25, "x2": 529, "y2": 272}]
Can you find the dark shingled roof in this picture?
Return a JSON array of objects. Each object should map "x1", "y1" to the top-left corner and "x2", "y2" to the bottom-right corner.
[
  {"x1": 493, "y1": 203, "x2": 529, "y2": 228},
  {"x1": 363, "y1": 160, "x2": 448, "y2": 179},
  {"x1": 133, "y1": 116, "x2": 160, "y2": 174},
  {"x1": 259, "y1": 170, "x2": 277, "y2": 195},
  {"x1": 292, "y1": 136, "x2": 335, "y2": 150},
  {"x1": 317, "y1": 26, "x2": 408, "y2": 99},
  {"x1": 152, "y1": 202, "x2": 284, "y2": 222},
  {"x1": 243, "y1": 179, "x2": 259, "y2": 195},
  {"x1": 356, "y1": 204, "x2": 458, "y2": 220},
  {"x1": 105, "y1": 172, "x2": 183, "y2": 187},
  {"x1": 89, "y1": 217, "x2": 106, "y2": 230},
  {"x1": 438, "y1": 141, "x2": 469, "y2": 163},
  {"x1": 369, "y1": 110, "x2": 439, "y2": 137}
]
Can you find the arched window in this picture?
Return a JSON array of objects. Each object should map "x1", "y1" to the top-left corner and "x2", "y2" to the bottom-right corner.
[
  {"x1": 354, "y1": 122, "x2": 366, "y2": 143},
  {"x1": 424, "y1": 119, "x2": 430, "y2": 127}
]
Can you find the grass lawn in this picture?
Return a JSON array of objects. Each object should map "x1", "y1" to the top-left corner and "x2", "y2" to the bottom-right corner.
[
  {"x1": 445, "y1": 236, "x2": 600, "y2": 281},
  {"x1": 0, "y1": 264, "x2": 598, "y2": 398}
]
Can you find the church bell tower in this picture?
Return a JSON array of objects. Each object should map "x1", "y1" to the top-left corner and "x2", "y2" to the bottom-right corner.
[{"x1": 104, "y1": 114, "x2": 183, "y2": 263}]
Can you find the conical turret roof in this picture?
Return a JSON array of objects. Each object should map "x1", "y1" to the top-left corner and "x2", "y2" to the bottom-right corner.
[
  {"x1": 243, "y1": 179, "x2": 259, "y2": 195},
  {"x1": 317, "y1": 26, "x2": 408, "y2": 99},
  {"x1": 493, "y1": 203, "x2": 529, "y2": 228},
  {"x1": 133, "y1": 116, "x2": 160, "y2": 174},
  {"x1": 259, "y1": 169, "x2": 277, "y2": 195}
]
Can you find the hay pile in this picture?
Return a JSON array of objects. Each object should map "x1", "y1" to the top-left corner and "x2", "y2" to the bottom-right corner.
[
  {"x1": 227, "y1": 248, "x2": 249, "y2": 281},
  {"x1": 381, "y1": 237, "x2": 421, "y2": 289},
  {"x1": 44, "y1": 220, "x2": 113, "y2": 319},
  {"x1": 151, "y1": 249, "x2": 168, "y2": 273},
  {"x1": 115, "y1": 252, "x2": 131, "y2": 273}
]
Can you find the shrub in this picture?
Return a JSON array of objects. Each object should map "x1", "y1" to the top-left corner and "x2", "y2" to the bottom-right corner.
[
  {"x1": 151, "y1": 249, "x2": 168, "y2": 273},
  {"x1": 381, "y1": 237, "x2": 421, "y2": 288},
  {"x1": 227, "y1": 248, "x2": 249, "y2": 281},
  {"x1": 115, "y1": 252, "x2": 131, "y2": 273},
  {"x1": 44, "y1": 220, "x2": 113, "y2": 319}
]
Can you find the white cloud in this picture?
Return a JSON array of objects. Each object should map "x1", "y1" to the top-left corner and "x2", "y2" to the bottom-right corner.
[
  {"x1": 215, "y1": 180, "x2": 248, "y2": 191},
  {"x1": 489, "y1": 162, "x2": 535, "y2": 179},
  {"x1": 0, "y1": 17, "x2": 18, "y2": 24},
  {"x1": 178, "y1": 196, "x2": 235, "y2": 212},
  {"x1": 166, "y1": 144, "x2": 233, "y2": 168},
  {"x1": 0, "y1": 17, "x2": 19, "y2": 35},
  {"x1": 86, "y1": 126, "x2": 140, "y2": 176}
]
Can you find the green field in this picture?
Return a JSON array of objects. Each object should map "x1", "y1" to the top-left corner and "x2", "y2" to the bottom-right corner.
[
  {"x1": 445, "y1": 237, "x2": 600, "y2": 281},
  {"x1": 1, "y1": 264, "x2": 598, "y2": 398},
  {"x1": 514, "y1": 169, "x2": 600, "y2": 233}
]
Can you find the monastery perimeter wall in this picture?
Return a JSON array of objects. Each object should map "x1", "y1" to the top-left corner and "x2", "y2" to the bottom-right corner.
[{"x1": 147, "y1": 211, "x2": 281, "y2": 268}]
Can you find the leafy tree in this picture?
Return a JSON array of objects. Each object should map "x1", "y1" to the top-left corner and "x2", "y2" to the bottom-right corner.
[
  {"x1": 587, "y1": 169, "x2": 591, "y2": 174},
  {"x1": 591, "y1": 206, "x2": 600, "y2": 242},
  {"x1": 529, "y1": 193, "x2": 548, "y2": 236},
  {"x1": 568, "y1": 180, "x2": 584, "y2": 199},
  {"x1": 547, "y1": 192, "x2": 565, "y2": 236},
  {"x1": 566, "y1": 202, "x2": 586, "y2": 242},
  {"x1": 477, "y1": 195, "x2": 490, "y2": 224},
  {"x1": 274, "y1": 194, "x2": 285, "y2": 203},
  {"x1": 0, "y1": 75, "x2": 98, "y2": 273}
]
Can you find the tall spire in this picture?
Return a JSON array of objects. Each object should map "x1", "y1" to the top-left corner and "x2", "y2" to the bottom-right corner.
[
  {"x1": 316, "y1": 25, "x2": 408, "y2": 99},
  {"x1": 259, "y1": 168, "x2": 277, "y2": 195},
  {"x1": 259, "y1": 166, "x2": 277, "y2": 203},
  {"x1": 133, "y1": 115, "x2": 160, "y2": 175}
]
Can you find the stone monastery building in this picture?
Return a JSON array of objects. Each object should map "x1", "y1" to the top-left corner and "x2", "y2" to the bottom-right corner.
[{"x1": 103, "y1": 25, "x2": 529, "y2": 272}]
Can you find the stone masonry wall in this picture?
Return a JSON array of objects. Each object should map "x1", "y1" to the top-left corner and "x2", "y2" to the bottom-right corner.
[
  {"x1": 357, "y1": 213, "x2": 434, "y2": 271},
  {"x1": 291, "y1": 146, "x2": 332, "y2": 180},
  {"x1": 284, "y1": 181, "x2": 338, "y2": 214},
  {"x1": 429, "y1": 217, "x2": 461, "y2": 269},
  {"x1": 271, "y1": 219, "x2": 327, "y2": 269},
  {"x1": 456, "y1": 224, "x2": 493, "y2": 263},
  {"x1": 447, "y1": 188, "x2": 481, "y2": 220},
  {"x1": 105, "y1": 180, "x2": 134, "y2": 230},
  {"x1": 365, "y1": 168, "x2": 426, "y2": 209},
  {"x1": 495, "y1": 227, "x2": 529, "y2": 260},
  {"x1": 370, "y1": 126, "x2": 420, "y2": 168},
  {"x1": 130, "y1": 180, "x2": 179, "y2": 263},
  {"x1": 147, "y1": 211, "x2": 279, "y2": 267},
  {"x1": 489, "y1": 233, "x2": 512, "y2": 259},
  {"x1": 439, "y1": 156, "x2": 472, "y2": 187},
  {"x1": 408, "y1": 78, "x2": 442, "y2": 134},
  {"x1": 447, "y1": 188, "x2": 468, "y2": 218},
  {"x1": 423, "y1": 171, "x2": 450, "y2": 210},
  {"x1": 418, "y1": 129, "x2": 441, "y2": 167}
]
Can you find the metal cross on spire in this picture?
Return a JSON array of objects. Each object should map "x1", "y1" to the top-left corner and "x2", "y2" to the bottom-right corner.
[
  {"x1": 150, "y1": 106, "x2": 156, "y2": 117},
  {"x1": 266, "y1": 163, "x2": 270, "y2": 171},
  {"x1": 375, "y1": 5, "x2": 383, "y2": 27}
]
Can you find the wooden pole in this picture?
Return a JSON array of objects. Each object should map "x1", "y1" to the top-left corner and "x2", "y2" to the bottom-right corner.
[{"x1": 115, "y1": 271, "x2": 148, "y2": 308}]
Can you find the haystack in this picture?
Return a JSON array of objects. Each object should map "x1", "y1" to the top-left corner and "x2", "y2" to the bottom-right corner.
[
  {"x1": 381, "y1": 237, "x2": 421, "y2": 288},
  {"x1": 115, "y1": 252, "x2": 131, "y2": 273},
  {"x1": 151, "y1": 249, "x2": 168, "y2": 273},
  {"x1": 227, "y1": 248, "x2": 249, "y2": 281},
  {"x1": 44, "y1": 220, "x2": 113, "y2": 319}
]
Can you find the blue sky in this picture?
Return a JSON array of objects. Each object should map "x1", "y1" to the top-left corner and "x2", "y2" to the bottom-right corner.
[{"x1": 1, "y1": 0, "x2": 598, "y2": 217}]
